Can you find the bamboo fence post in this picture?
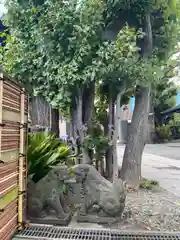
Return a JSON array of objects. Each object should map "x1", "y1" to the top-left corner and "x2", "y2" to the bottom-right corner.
[
  {"x1": 18, "y1": 87, "x2": 25, "y2": 229},
  {"x1": 0, "y1": 75, "x2": 3, "y2": 161}
]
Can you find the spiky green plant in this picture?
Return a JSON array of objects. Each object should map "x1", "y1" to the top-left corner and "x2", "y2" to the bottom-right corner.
[{"x1": 27, "y1": 132, "x2": 71, "y2": 183}]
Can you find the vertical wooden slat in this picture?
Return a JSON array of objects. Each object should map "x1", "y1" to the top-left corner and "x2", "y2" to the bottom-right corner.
[
  {"x1": 0, "y1": 76, "x2": 3, "y2": 160},
  {"x1": 18, "y1": 88, "x2": 25, "y2": 229}
]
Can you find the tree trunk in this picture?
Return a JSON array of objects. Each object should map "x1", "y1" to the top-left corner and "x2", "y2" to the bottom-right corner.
[
  {"x1": 82, "y1": 82, "x2": 95, "y2": 130},
  {"x1": 100, "y1": 158, "x2": 104, "y2": 175},
  {"x1": 120, "y1": 13, "x2": 153, "y2": 189},
  {"x1": 116, "y1": 90, "x2": 126, "y2": 143},
  {"x1": 105, "y1": 91, "x2": 115, "y2": 179},
  {"x1": 51, "y1": 108, "x2": 59, "y2": 137},
  {"x1": 113, "y1": 92, "x2": 123, "y2": 180},
  {"x1": 29, "y1": 96, "x2": 51, "y2": 128},
  {"x1": 70, "y1": 83, "x2": 95, "y2": 165},
  {"x1": 103, "y1": 113, "x2": 109, "y2": 178},
  {"x1": 70, "y1": 104, "x2": 79, "y2": 163},
  {"x1": 70, "y1": 102, "x2": 78, "y2": 141},
  {"x1": 147, "y1": 98, "x2": 155, "y2": 143},
  {"x1": 120, "y1": 86, "x2": 150, "y2": 188},
  {"x1": 76, "y1": 88, "x2": 91, "y2": 164}
]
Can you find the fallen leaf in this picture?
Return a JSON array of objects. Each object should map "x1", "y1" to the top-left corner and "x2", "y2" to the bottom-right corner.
[{"x1": 145, "y1": 226, "x2": 152, "y2": 231}]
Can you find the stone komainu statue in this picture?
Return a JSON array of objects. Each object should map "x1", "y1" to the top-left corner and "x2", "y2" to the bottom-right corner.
[
  {"x1": 70, "y1": 164, "x2": 126, "y2": 217},
  {"x1": 27, "y1": 167, "x2": 70, "y2": 219}
]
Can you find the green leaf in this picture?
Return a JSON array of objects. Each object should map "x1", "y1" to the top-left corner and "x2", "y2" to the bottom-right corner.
[{"x1": 27, "y1": 132, "x2": 71, "y2": 182}]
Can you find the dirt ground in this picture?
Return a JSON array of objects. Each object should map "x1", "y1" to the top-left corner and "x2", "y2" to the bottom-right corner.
[{"x1": 104, "y1": 187, "x2": 180, "y2": 232}]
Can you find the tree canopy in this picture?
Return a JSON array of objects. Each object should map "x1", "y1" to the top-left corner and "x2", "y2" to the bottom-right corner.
[
  {"x1": 1, "y1": 0, "x2": 180, "y2": 181},
  {"x1": 3, "y1": 0, "x2": 177, "y2": 105}
]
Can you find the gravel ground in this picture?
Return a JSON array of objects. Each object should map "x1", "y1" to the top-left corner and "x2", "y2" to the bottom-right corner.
[{"x1": 105, "y1": 187, "x2": 180, "y2": 232}]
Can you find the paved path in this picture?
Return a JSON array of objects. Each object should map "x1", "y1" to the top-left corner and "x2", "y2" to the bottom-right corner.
[
  {"x1": 144, "y1": 142, "x2": 180, "y2": 160},
  {"x1": 117, "y1": 144, "x2": 180, "y2": 197}
]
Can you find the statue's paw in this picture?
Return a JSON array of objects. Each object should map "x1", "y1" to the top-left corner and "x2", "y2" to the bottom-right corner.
[
  {"x1": 98, "y1": 210, "x2": 108, "y2": 217},
  {"x1": 79, "y1": 211, "x2": 87, "y2": 216},
  {"x1": 64, "y1": 206, "x2": 70, "y2": 213},
  {"x1": 39, "y1": 213, "x2": 48, "y2": 218},
  {"x1": 57, "y1": 213, "x2": 69, "y2": 219}
]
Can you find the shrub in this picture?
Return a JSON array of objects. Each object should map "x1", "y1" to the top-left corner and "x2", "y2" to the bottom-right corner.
[
  {"x1": 83, "y1": 121, "x2": 109, "y2": 166},
  {"x1": 169, "y1": 113, "x2": 180, "y2": 126},
  {"x1": 140, "y1": 178, "x2": 159, "y2": 190},
  {"x1": 169, "y1": 113, "x2": 180, "y2": 138},
  {"x1": 156, "y1": 124, "x2": 172, "y2": 141},
  {"x1": 27, "y1": 132, "x2": 72, "y2": 183}
]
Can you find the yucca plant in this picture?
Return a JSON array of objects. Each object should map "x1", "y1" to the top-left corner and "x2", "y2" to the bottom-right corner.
[{"x1": 27, "y1": 132, "x2": 71, "y2": 183}]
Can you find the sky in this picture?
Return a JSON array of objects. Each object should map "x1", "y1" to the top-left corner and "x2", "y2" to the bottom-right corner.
[{"x1": 0, "y1": 1, "x2": 5, "y2": 18}]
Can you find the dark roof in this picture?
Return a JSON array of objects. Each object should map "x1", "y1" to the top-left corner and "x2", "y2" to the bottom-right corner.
[
  {"x1": 0, "y1": 20, "x2": 9, "y2": 47},
  {"x1": 161, "y1": 104, "x2": 180, "y2": 115}
]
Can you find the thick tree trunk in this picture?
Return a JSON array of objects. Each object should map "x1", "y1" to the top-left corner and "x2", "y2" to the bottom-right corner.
[
  {"x1": 120, "y1": 13, "x2": 152, "y2": 189},
  {"x1": 51, "y1": 108, "x2": 59, "y2": 137},
  {"x1": 120, "y1": 86, "x2": 150, "y2": 188}
]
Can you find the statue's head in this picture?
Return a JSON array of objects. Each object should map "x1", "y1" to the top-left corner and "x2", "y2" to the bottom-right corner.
[
  {"x1": 48, "y1": 165, "x2": 69, "y2": 181},
  {"x1": 70, "y1": 164, "x2": 89, "y2": 183}
]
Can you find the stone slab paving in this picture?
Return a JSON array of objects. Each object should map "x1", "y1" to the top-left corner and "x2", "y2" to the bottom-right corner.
[
  {"x1": 117, "y1": 144, "x2": 180, "y2": 197},
  {"x1": 69, "y1": 210, "x2": 104, "y2": 229}
]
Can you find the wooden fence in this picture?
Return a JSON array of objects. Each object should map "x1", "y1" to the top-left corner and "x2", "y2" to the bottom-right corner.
[{"x1": 0, "y1": 71, "x2": 28, "y2": 240}]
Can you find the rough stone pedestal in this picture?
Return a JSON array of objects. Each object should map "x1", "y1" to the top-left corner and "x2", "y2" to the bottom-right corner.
[
  {"x1": 76, "y1": 211, "x2": 118, "y2": 224},
  {"x1": 29, "y1": 212, "x2": 71, "y2": 226}
]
